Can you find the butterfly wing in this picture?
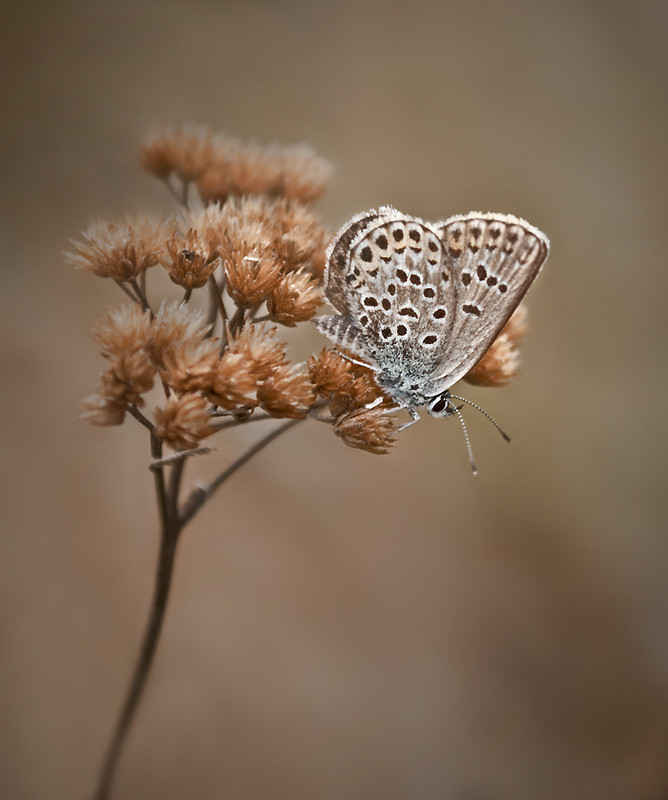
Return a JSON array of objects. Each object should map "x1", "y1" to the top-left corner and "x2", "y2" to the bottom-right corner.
[{"x1": 425, "y1": 213, "x2": 549, "y2": 393}]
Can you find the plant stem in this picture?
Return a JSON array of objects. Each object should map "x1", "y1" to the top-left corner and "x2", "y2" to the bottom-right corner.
[
  {"x1": 93, "y1": 517, "x2": 180, "y2": 800},
  {"x1": 92, "y1": 417, "x2": 302, "y2": 799}
]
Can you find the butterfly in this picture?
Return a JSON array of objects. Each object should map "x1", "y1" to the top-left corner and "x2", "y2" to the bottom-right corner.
[{"x1": 313, "y1": 207, "x2": 550, "y2": 466}]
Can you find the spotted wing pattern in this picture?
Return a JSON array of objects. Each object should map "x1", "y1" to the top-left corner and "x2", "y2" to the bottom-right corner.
[{"x1": 314, "y1": 207, "x2": 549, "y2": 405}]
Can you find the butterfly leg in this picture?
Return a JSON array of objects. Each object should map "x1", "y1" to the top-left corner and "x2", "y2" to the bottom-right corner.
[{"x1": 397, "y1": 407, "x2": 420, "y2": 431}]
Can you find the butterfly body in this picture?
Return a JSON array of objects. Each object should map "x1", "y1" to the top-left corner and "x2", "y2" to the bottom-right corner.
[{"x1": 314, "y1": 206, "x2": 550, "y2": 419}]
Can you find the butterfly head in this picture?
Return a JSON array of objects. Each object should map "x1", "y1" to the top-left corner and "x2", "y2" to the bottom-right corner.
[{"x1": 426, "y1": 391, "x2": 458, "y2": 419}]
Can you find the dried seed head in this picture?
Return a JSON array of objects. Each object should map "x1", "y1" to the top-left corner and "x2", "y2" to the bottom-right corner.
[
  {"x1": 160, "y1": 337, "x2": 220, "y2": 394},
  {"x1": 80, "y1": 393, "x2": 127, "y2": 426},
  {"x1": 256, "y1": 363, "x2": 316, "y2": 419},
  {"x1": 91, "y1": 304, "x2": 153, "y2": 358},
  {"x1": 463, "y1": 305, "x2": 528, "y2": 387},
  {"x1": 195, "y1": 136, "x2": 332, "y2": 205},
  {"x1": 67, "y1": 215, "x2": 170, "y2": 281},
  {"x1": 501, "y1": 303, "x2": 529, "y2": 343},
  {"x1": 207, "y1": 351, "x2": 259, "y2": 410},
  {"x1": 97, "y1": 349, "x2": 156, "y2": 407},
  {"x1": 308, "y1": 349, "x2": 353, "y2": 396},
  {"x1": 266, "y1": 268, "x2": 323, "y2": 326},
  {"x1": 223, "y1": 247, "x2": 282, "y2": 307},
  {"x1": 149, "y1": 302, "x2": 213, "y2": 371},
  {"x1": 226, "y1": 323, "x2": 287, "y2": 381},
  {"x1": 139, "y1": 125, "x2": 216, "y2": 183},
  {"x1": 334, "y1": 406, "x2": 397, "y2": 455},
  {"x1": 463, "y1": 335, "x2": 520, "y2": 387},
  {"x1": 161, "y1": 228, "x2": 219, "y2": 290},
  {"x1": 154, "y1": 392, "x2": 214, "y2": 450}
]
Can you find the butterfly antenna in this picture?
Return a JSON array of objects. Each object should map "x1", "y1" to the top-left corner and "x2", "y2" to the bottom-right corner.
[
  {"x1": 449, "y1": 401, "x2": 477, "y2": 475},
  {"x1": 449, "y1": 394, "x2": 512, "y2": 443}
]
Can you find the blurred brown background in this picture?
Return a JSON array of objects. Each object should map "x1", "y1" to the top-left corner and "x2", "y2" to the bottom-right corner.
[{"x1": 2, "y1": 1, "x2": 668, "y2": 798}]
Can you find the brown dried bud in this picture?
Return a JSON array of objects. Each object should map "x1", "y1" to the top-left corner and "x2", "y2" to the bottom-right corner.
[
  {"x1": 308, "y1": 349, "x2": 353, "y2": 396},
  {"x1": 226, "y1": 323, "x2": 287, "y2": 381},
  {"x1": 97, "y1": 349, "x2": 156, "y2": 407},
  {"x1": 207, "y1": 352, "x2": 258, "y2": 410},
  {"x1": 266, "y1": 268, "x2": 323, "y2": 326},
  {"x1": 161, "y1": 228, "x2": 219, "y2": 290},
  {"x1": 160, "y1": 337, "x2": 220, "y2": 394},
  {"x1": 154, "y1": 393, "x2": 214, "y2": 450},
  {"x1": 464, "y1": 305, "x2": 528, "y2": 387},
  {"x1": 67, "y1": 215, "x2": 170, "y2": 281},
  {"x1": 223, "y1": 248, "x2": 282, "y2": 307},
  {"x1": 91, "y1": 305, "x2": 152, "y2": 358},
  {"x1": 334, "y1": 406, "x2": 397, "y2": 455},
  {"x1": 80, "y1": 393, "x2": 126, "y2": 426},
  {"x1": 256, "y1": 363, "x2": 315, "y2": 419},
  {"x1": 148, "y1": 302, "x2": 213, "y2": 372},
  {"x1": 139, "y1": 125, "x2": 216, "y2": 183}
]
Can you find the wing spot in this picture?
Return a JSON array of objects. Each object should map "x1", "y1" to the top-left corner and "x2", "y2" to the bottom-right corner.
[
  {"x1": 508, "y1": 230, "x2": 519, "y2": 244},
  {"x1": 409, "y1": 229, "x2": 421, "y2": 243},
  {"x1": 477, "y1": 264, "x2": 487, "y2": 280},
  {"x1": 461, "y1": 272, "x2": 472, "y2": 286},
  {"x1": 428, "y1": 239, "x2": 439, "y2": 252},
  {"x1": 427, "y1": 258, "x2": 438, "y2": 266},
  {"x1": 490, "y1": 227, "x2": 501, "y2": 239},
  {"x1": 423, "y1": 287, "x2": 436, "y2": 298},
  {"x1": 360, "y1": 246, "x2": 373, "y2": 262},
  {"x1": 499, "y1": 284, "x2": 508, "y2": 293},
  {"x1": 469, "y1": 244, "x2": 480, "y2": 253},
  {"x1": 367, "y1": 267, "x2": 379, "y2": 277},
  {"x1": 462, "y1": 304, "x2": 481, "y2": 316},
  {"x1": 381, "y1": 327, "x2": 392, "y2": 339},
  {"x1": 396, "y1": 268, "x2": 409, "y2": 283},
  {"x1": 336, "y1": 252, "x2": 346, "y2": 267},
  {"x1": 395, "y1": 246, "x2": 405, "y2": 255},
  {"x1": 441, "y1": 271, "x2": 450, "y2": 283},
  {"x1": 487, "y1": 275, "x2": 498, "y2": 287},
  {"x1": 393, "y1": 228, "x2": 404, "y2": 242},
  {"x1": 409, "y1": 273, "x2": 422, "y2": 285},
  {"x1": 381, "y1": 298, "x2": 391, "y2": 311},
  {"x1": 448, "y1": 247, "x2": 462, "y2": 258},
  {"x1": 380, "y1": 256, "x2": 392, "y2": 264},
  {"x1": 363, "y1": 296, "x2": 378, "y2": 307},
  {"x1": 399, "y1": 307, "x2": 419, "y2": 318},
  {"x1": 433, "y1": 307, "x2": 446, "y2": 319},
  {"x1": 359, "y1": 314, "x2": 369, "y2": 327},
  {"x1": 376, "y1": 234, "x2": 388, "y2": 249},
  {"x1": 422, "y1": 334, "x2": 438, "y2": 345},
  {"x1": 452, "y1": 228, "x2": 462, "y2": 242},
  {"x1": 410, "y1": 246, "x2": 421, "y2": 254},
  {"x1": 396, "y1": 324, "x2": 408, "y2": 336},
  {"x1": 471, "y1": 226, "x2": 481, "y2": 239}
]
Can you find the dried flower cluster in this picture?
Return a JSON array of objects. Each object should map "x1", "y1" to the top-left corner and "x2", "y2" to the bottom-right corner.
[{"x1": 71, "y1": 125, "x2": 398, "y2": 456}]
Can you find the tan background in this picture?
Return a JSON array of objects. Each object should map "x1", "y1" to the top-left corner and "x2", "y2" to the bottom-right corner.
[{"x1": 2, "y1": 1, "x2": 668, "y2": 798}]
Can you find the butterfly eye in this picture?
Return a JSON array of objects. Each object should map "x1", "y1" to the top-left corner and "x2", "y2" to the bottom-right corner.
[{"x1": 428, "y1": 395, "x2": 450, "y2": 417}]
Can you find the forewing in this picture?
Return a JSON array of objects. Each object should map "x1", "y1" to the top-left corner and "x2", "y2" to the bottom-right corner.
[
  {"x1": 430, "y1": 213, "x2": 549, "y2": 390},
  {"x1": 343, "y1": 214, "x2": 458, "y2": 381}
]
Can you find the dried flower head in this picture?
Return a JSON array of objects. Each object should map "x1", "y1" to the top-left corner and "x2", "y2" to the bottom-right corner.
[
  {"x1": 148, "y1": 302, "x2": 213, "y2": 371},
  {"x1": 161, "y1": 228, "x2": 219, "y2": 290},
  {"x1": 256, "y1": 363, "x2": 315, "y2": 419},
  {"x1": 91, "y1": 304, "x2": 153, "y2": 358},
  {"x1": 266, "y1": 268, "x2": 323, "y2": 326},
  {"x1": 195, "y1": 135, "x2": 332, "y2": 205},
  {"x1": 223, "y1": 247, "x2": 282, "y2": 307},
  {"x1": 226, "y1": 323, "x2": 287, "y2": 381},
  {"x1": 207, "y1": 351, "x2": 258, "y2": 410},
  {"x1": 80, "y1": 393, "x2": 127, "y2": 426},
  {"x1": 139, "y1": 125, "x2": 216, "y2": 183},
  {"x1": 463, "y1": 305, "x2": 528, "y2": 387},
  {"x1": 308, "y1": 349, "x2": 353, "y2": 396},
  {"x1": 159, "y1": 337, "x2": 220, "y2": 394},
  {"x1": 67, "y1": 215, "x2": 170, "y2": 281},
  {"x1": 154, "y1": 392, "x2": 214, "y2": 450},
  {"x1": 308, "y1": 349, "x2": 389, "y2": 417},
  {"x1": 334, "y1": 405, "x2": 397, "y2": 455}
]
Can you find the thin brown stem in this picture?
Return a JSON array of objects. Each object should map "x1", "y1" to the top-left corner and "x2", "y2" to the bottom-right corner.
[
  {"x1": 92, "y1": 416, "x2": 302, "y2": 799},
  {"x1": 180, "y1": 418, "x2": 301, "y2": 527},
  {"x1": 92, "y1": 515, "x2": 180, "y2": 800}
]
